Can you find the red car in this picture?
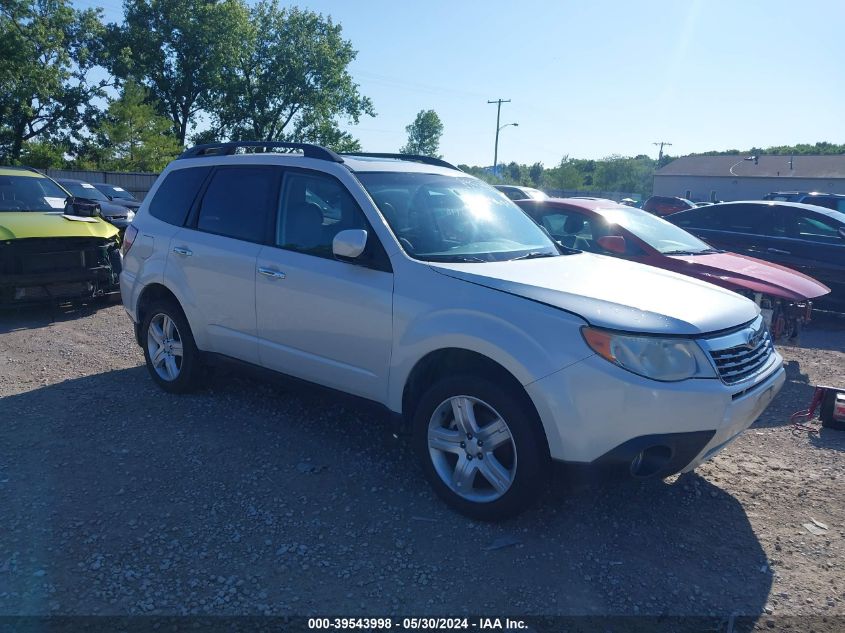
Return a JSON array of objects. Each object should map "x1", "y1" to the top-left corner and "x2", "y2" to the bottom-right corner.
[{"x1": 516, "y1": 198, "x2": 830, "y2": 339}]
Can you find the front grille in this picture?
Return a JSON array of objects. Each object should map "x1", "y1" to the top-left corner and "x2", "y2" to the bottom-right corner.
[{"x1": 705, "y1": 319, "x2": 774, "y2": 385}]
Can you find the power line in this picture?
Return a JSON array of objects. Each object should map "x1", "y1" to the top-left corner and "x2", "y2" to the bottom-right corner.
[{"x1": 653, "y1": 141, "x2": 672, "y2": 162}]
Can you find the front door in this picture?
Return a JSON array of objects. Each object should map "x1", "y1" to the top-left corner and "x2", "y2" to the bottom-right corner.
[{"x1": 255, "y1": 169, "x2": 394, "y2": 402}]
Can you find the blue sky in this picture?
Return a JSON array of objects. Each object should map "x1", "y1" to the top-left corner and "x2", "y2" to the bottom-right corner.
[{"x1": 74, "y1": 0, "x2": 845, "y2": 166}]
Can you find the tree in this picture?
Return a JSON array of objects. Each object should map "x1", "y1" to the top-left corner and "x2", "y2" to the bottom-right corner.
[
  {"x1": 0, "y1": 0, "x2": 108, "y2": 162},
  {"x1": 97, "y1": 81, "x2": 182, "y2": 171},
  {"x1": 108, "y1": 0, "x2": 249, "y2": 144},
  {"x1": 400, "y1": 109, "x2": 443, "y2": 157},
  {"x1": 528, "y1": 162, "x2": 544, "y2": 187},
  {"x1": 212, "y1": 2, "x2": 373, "y2": 149}
]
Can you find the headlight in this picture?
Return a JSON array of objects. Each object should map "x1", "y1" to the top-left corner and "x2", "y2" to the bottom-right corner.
[{"x1": 581, "y1": 326, "x2": 716, "y2": 382}]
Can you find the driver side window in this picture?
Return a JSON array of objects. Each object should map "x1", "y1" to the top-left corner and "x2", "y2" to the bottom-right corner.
[
  {"x1": 539, "y1": 211, "x2": 596, "y2": 251},
  {"x1": 276, "y1": 172, "x2": 368, "y2": 258}
]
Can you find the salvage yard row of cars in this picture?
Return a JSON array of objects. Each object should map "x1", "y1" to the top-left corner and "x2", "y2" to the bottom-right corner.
[{"x1": 2, "y1": 149, "x2": 843, "y2": 518}]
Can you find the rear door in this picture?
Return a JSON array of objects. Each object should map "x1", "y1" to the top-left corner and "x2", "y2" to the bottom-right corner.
[
  {"x1": 255, "y1": 169, "x2": 394, "y2": 402},
  {"x1": 167, "y1": 165, "x2": 280, "y2": 364}
]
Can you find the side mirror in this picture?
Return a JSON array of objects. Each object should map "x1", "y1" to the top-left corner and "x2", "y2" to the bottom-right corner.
[
  {"x1": 597, "y1": 235, "x2": 627, "y2": 254},
  {"x1": 64, "y1": 197, "x2": 101, "y2": 218},
  {"x1": 333, "y1": 229, "x2": 368, "y2": 260}
]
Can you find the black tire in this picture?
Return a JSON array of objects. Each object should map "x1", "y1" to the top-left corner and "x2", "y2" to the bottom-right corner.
[
  {"x1": 413, "y1": 374, "x2": 549, "y2": 520},
  {"x1": 140, "y1": 299, "x2": 202, "y2": 393}
]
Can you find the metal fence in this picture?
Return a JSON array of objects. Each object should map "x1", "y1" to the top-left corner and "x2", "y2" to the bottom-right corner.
[{"x1": 44, "y1": 169, "x2": 159, "y2": 201}]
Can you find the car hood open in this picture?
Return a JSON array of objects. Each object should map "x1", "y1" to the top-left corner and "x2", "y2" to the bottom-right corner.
[
  {"x1": 429, "y1": 253, "x2": 759, "y2": 336},
  {"x1": 0, "y1": 212, "x2": 119, "y2": 240},
  {"x1": 664, "y1": 252, "x2": 830, "y2": 301}
]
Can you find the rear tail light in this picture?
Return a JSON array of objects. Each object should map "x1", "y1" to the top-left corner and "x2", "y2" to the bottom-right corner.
[{"x1": 121, "y1": 224, "x2": 138, "y2": 256}]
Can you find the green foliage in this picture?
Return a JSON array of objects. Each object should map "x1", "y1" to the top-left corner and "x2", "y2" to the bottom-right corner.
[
  {"x1": 212, "y1": 2, "x2": 373, "y2": 150},
  {"x1": 691, "y1": 142, "x2": 845, "y2": 157},
  {"x1": 400, "y1": 109, "x2": 443, "y2": 157},
  {"x1": 592, "y1": 155, "x2": 656, "y2": 195},
  {"x1": 108, "y1": 0, "x2": 250, "y2": 143},
  {"x1": 0, "y1": 0, "x2": 108, "y2": 162},
  {"x1": 528, "y1": 162, "x2": 544, "y2": 187},
  {"x1": 96, "y1": 81, "x2": 182, "y2": 171},
  {"x1": 18, "y1": 139, "x2": 68, "y2": 168}
]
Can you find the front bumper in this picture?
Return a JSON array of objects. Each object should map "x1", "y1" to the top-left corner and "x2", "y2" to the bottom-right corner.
[{"x1": 526, "y1": 351, "x2": 785, "y2": 475}]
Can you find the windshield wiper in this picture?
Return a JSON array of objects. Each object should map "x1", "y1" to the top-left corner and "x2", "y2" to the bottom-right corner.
[
  {"x1": 509, "y1": 251, "x2": 558, "y2": 261},
  {"x1": 423, "y1": 254, "x2": 489, "y2": 263},
  {"x1": 663, "y1": 248, "x2": 721, "y2": 256}
]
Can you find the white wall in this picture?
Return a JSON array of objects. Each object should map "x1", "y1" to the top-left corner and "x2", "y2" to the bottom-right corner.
[{"x1": 653, "y1": 175, "x2": 845, "y2": 201}]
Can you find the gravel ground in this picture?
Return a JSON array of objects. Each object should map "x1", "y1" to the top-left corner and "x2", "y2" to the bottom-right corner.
[{"x1": 0, "y1": 302, "x2": 843, "y2": 622}]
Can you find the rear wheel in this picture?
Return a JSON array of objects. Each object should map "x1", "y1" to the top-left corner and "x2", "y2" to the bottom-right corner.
[
  {"x1": 413, "y1": 375, "x2": 549, "y2": 520},
  {"x1": 140, "y1": 299, "x2": 201, "y2": 393}
]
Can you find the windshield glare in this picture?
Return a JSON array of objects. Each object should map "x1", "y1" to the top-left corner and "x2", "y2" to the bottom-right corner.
[
  {"x1": 358, "y1": 173, "x2": 558, "y2": 262},
  {"x1": 0, "y1": 175, "x2": 69, "y2": 212},
  {"x1": 597, "y1": 206, "x2": 713, "y2": 254},
  {"x1": 63, "y1": 182, "x2": 110, "y2": 202}
]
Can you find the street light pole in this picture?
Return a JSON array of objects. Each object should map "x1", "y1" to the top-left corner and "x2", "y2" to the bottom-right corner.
[
  {"x1": 494, "y1": 122, "x2": 519, "y2": 175},
  {"x1": 488, "y1": 98, "x2": 511, "y2": 174}
]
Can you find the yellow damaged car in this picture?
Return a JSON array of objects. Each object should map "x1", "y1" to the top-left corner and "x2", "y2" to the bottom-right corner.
[{"x1": 0, "y1": 167, "x2": 122, "y2": 305}]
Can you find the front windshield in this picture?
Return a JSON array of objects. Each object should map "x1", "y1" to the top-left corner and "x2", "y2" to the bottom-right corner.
[
  {"x1": 0, "y1": 174, "x2": 69, "y2": 212},
  {"x1": 596, "y1": 206, "x2": 715, "y2": 254},
  {"x1": 358, "y1": 172, "x2": 559, "y2": 262},
  {"x1": 62, "y1": 181, "x2": 111, "y2": 202}
]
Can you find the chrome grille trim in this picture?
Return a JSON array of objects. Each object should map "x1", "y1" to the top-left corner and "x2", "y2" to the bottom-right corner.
[{"x1": 699, "y1": 315, "x2": 775, "y2": 385}]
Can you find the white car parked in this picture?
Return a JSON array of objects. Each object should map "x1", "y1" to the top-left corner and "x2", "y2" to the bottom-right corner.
[{"x1": 120, "y1": 142, "x2": 785, "y2": 519}]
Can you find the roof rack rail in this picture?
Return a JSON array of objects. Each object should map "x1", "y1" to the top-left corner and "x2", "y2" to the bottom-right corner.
[
  {"x1": 341, "y1": 152, "x2": 460, "y2": 171},
  {"x1": 178, "y1": 141, "x2": 344, "y2": 163}
]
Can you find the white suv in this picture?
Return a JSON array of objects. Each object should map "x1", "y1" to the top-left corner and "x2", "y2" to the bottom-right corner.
[{"x1": 120, "y1": 142, "x2": 785, "y2": 519}]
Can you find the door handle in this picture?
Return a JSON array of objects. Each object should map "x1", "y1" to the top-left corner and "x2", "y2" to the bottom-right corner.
[
  {"x1": 172, "y1": 246, "x2": 193, "y2": 256},
  {"x1": 258, "y1": 266, "x2": 286, "y2": 280},
  {"x1": 767, "y1": 247, "x2": 791, "y2": 255}
]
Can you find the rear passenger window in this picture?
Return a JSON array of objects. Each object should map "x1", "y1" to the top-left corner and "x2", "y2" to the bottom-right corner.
[
  {"x1": 196, "y1": 166, "x2": 280, "y2": 243},
  {"x1": 148, "y1": 167, "x2": 211, "y2": 226}
]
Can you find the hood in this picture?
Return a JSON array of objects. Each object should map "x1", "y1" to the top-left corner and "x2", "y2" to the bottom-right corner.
[
  {"x1": 429, "y1": 253, "x2": 759, "y2": 336},
  {"x1": 665, "y1": 252, "x2": 830, "y2": 301},
  {"x1": 111, "y1": 199, "x2": 141, "y2": 210},
  {"x1": 0, "y1": 212, "x2": 119, "y2": 240}
]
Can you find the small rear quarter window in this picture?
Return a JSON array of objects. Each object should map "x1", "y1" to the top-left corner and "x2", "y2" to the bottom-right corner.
[{"x1": 148, "y1": 167, "x2": 211, "y2": 226}]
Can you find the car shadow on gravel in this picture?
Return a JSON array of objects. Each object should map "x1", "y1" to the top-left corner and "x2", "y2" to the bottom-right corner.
[
  {"x1": 787, "y1": 310, "x2": 845, "y2": 353},
  {"x1": 0, "y1": 298, "x2": 118, "y2": 334},
  {"x1": 1, "y1": 366, "x2": 776, "y2": 622}
]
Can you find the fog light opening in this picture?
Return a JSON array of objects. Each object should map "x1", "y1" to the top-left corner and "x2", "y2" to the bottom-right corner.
[{"x1": 630, "y1": 445, "x2": 673, "y2": 478}]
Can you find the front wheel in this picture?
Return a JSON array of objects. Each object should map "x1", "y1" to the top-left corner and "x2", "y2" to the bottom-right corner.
[{"x1": 413, "y1": 375, "x2": 549, "y2": 520}]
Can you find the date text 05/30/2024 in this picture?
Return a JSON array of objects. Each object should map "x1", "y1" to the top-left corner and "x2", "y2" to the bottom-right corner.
[{"x1": 307, "y1": 617, "x2": 528, "y2": 630}]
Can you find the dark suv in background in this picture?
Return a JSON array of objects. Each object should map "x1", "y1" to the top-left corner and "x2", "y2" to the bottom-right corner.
[
  {"x1": 667, "y1": 200, "x2": 845, "y2": 312},
  {"x1": 763, "y1": 191, "x2": 845, "y2": 212}
]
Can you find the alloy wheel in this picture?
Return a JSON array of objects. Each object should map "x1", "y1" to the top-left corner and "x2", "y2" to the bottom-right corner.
[
  {"x1": 147, "y1": 313, "x2": 184, "y2": 381},
  {"x1": 427, "y1": 395, "x2": 517, "y2": 503}
]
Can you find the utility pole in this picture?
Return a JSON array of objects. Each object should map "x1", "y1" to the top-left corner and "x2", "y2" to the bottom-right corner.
[
  {"x1": 653, "y1": 141, "x2": 672, "y2": 163},
  {"x1": 488, "y1": 98, "x2": 511, "y2": 175}
]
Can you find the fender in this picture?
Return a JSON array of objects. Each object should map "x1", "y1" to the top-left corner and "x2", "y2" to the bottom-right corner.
[{"x1": 386, "y1": 271, "x2": 594, "y2": 413}]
